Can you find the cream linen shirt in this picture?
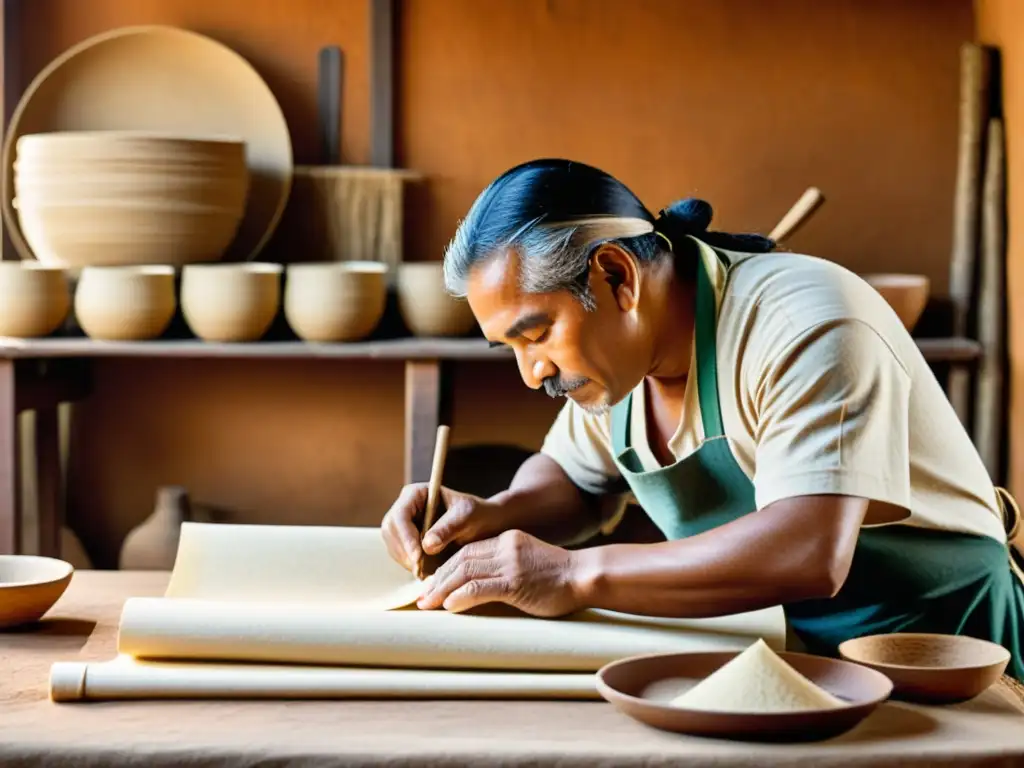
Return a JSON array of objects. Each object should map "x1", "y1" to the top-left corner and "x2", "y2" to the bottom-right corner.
[{"x1": 540, "y1": 245, "x2": 1007, "y2": 543}]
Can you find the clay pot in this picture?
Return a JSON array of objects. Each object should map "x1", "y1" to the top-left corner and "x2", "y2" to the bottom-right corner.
[
  {"x1": 284, "y1": 261, "x2": 388, "y2": 342},
  {"x1": 861, "y1": 274, "x2": 930, "y2": 332},
  {"x1": 74, "y1": 265, "x2": 176, "y2": 341},
  {"x1": 181, "y1": 262, "x2": 282, "y2": 342},
  {"x1": 0, "y1": 555, "x2": 73, "y2": 627},
  {"x1": 0, "y1": 261, "x2": 70, "y2": 337},
  {"x1": 119, "y1": 485, "x2": 191, "y2": 571},
  {"x1": 397, "y1": 262, "x2": 476, "y2": 337}
]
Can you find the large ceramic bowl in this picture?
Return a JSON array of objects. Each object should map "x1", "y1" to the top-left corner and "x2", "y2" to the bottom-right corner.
[
  {"x1": 181, "y1": 262, "x2": 282, "y2": 342},
  {"x1": 284, "y1": 261, "x2": 389, "y2": 343},
  {"x1": 397, "y1": 262, "x2": 476, "y2": 337},
  {"x1": 0, "y1": 261, "x2": 70, "y2": 337},
  {"x1": 74, "y1": 265, "x2": 176, "y2": 341},
  {"x1": 13, "y1": 132, "x2": 248, "y2": 268}
]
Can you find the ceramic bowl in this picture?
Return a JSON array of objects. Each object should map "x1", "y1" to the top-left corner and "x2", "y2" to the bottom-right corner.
[
  {"x1": 597, "y1": 650, "x2": 892, "y2": 742},
  {"x1": 181, "y1": 262, "x2": 283, "y2": 342},
  {"x1": 396, "y1": 262, "x2": 476, "y2": 337},
  {"x1": 0, "y1": 555, "x2": 74, "y2": 628},
  {"x1": 838, "y1": 633, "x2": 1010, "y2": 703},
  {"x1": 861, "y1": 274, "x2": 930, "y2": 331},
  {"x1": 284, "y1": 261, "x2": 389, "y2": 343},
  {"x1": 0, "y1": 261, "x2": 70, "y2": 337},
  {"x1": 74, "y1": 265, "x2": 176, "y2": 341}
]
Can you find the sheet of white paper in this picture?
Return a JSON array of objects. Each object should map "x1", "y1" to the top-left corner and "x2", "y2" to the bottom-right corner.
[
  {"x1": 118, "y1": 597, "x2": 786, "y2": 671},
  {"x1": 164, "y1": 522, "x2": 425, "y2": 609},
  {"x1": 50, "y1": 656, "x2": 599, "y2": 702}
]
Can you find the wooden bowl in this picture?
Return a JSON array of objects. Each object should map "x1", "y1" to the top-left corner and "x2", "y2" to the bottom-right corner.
[
  {"x1": 861, "y1": 274, "x2": 930, "y2": 331},
  {"x1": 838, "y1": 633, "x2": 1010, "y2": 703},
  {"x1": 0, "y1": 555, "x2": 73, "y2": 628},
  {"x1": 596, "y1": 651, "x2": 892, "y2": 742},
  {"x1": 284, "y1": 261, "x2": 389, "y2": 343},
  {"x1": 181, "y1": 262, "x2": 282, "y2": 342},
  {"x1": 0, "y1": 261, "x2": 70, "y2": 337},
  {"x1": 397, "y1": 262, "x2": 476, "y2": 337},
  {"x1": 74, "y1": 265, "x2": 176, "y2": 341}
]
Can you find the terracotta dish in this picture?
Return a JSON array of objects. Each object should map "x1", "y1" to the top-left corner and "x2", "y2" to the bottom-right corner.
[
  {"x1": 838, "y1": 633, "x2": 1010, "y2": 703},
  {"x1": 0, "y1": 262, "x2": 69, "y2": 337},
  {"x1": 181, "y1": 262, "x2": 283, "y2": 342},
  {"x1": 74, "y1": 266, "x2": 177, "y2": 341},
  {"x1": 2, "y1": 25, "x2": 292, "y2": 263},
  {"x1": 596, "y1": 651, "x2": 892, "y2": 741},
  {"x1": 861, "y1": 274, "x2": 930, "y2": 331},
  {"x1": 0, "y1": 555, "x2": 73, "y2": 628},
  {"x1": 397, "y1": 262, "x2": 476, "y2": 337},
  {"x1": 284, "y1": 262, "x2": 389, "y2": 342}
]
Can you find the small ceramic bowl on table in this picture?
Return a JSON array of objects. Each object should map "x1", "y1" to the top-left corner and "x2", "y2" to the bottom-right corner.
[
  {"x1": 181, "y1": 262, "x2": 283, "y2": 342},
  {"x1": 0, "y1": 555, "x2": 74, "y2": 628},
  {"x1": 596, "y1": 650, "x2": 892, "y2": 742},
  {"x1": 838, "y1": 633, "x2": 1010, "y2": 703}
]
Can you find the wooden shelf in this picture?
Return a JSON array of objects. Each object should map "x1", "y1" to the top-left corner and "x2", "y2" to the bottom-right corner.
[
  {"x1": 0, "y1": 336, "x2": 510, "y2": 361},
  {"x1": 0, "y1": 335, "x2": 983, "y2": 364}
]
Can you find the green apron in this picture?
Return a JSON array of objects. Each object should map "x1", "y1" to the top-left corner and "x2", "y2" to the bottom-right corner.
[{"x1": 610, "y1": 242, "x2": 1024, "y2": 681}]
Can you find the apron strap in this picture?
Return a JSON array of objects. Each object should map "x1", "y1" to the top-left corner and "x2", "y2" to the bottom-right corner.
[
  {"x1": 693, "y1": 239, "x2": 729, "y2": 439},
  {"x1": 996, "y1": 487, "x2": 1021, "y2": 542}
]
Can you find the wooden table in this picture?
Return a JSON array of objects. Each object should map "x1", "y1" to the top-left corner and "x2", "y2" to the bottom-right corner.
[
  {"x1": 0, "y1": 335, "x2": 982, "y2": 559},
  {"x1": 3, "y1": 569, "x2": 1022, "y2": 768}
]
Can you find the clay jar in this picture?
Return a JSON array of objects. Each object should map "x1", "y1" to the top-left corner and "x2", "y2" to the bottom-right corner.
[
  {"x1": 74, "y1": 265, "x2": 176, "y2": 341},
  {"x1": 181, "y1": 262, "x2": 282, "y2": 342},
  {"x1": 119, "y1": 485, "x2": 191, "y2": 571},
  {"x1": 0, "y1": 262, "x2": 70, "y2": 337},
  {"x1": 284, "y1": 261, "x2": 388, "y2": 342},
  {"x1": 397, "y1": 262, "x2": 476, "y2": 337}
]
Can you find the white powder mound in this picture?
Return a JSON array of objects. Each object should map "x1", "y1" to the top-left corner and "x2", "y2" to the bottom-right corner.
[{"x1": 670, "y1": 639, "x2": 846, "y2": 713}]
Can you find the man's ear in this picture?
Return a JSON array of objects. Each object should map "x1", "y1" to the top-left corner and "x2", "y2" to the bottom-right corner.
[{"x1": 590, "y1": 243, "x2": 640, "y2": 311}]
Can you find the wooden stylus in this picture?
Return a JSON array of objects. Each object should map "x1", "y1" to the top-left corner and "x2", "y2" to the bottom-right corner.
[
  {"x1": 415, "y1": 425, "x2": 450, "y2": 580},
  {"x1": 769, "y1": 186, "x2": 825, "y2": 244}
]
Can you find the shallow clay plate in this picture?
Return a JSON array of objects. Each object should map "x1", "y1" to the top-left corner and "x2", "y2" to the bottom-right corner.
[
  {"x1": 2, "y1": 25, "x2": 292, "y2": 263},
  {"x1": 0, "y1": 555, "x2": 73, "y2": 628},
  {"x1": 597, "y1": 650, "x2": 892, "y2": 742},
  {"x1": 838, "y1": 633, "x2": 1010, "y2": 704}
]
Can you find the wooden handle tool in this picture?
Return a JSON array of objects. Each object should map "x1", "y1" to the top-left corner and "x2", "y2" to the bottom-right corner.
[
  {"x1": 414, "y1": 425, "x2": 450, "y2": 580},
  {"x1": 769, "y1": 187, "x2": 825, "y2": 244}
]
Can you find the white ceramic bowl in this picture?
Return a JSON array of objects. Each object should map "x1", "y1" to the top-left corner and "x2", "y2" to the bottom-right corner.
[
  {"x1": 397, "y1": 262, "x2": 476, "y2": 337},
  {"x1": 181, "y1": 262, "x2": 282, "y2": 342},
  {"x1": 284, "y1": 261, "x2": 389, "y2": 342},
  {"x1": 74, "y1": 265, "x2": 176, "y2": 341},
  {"x1": 0, "y1": 555, "x2": 74, "y2": 628},
  {"x1": 0, "y1": 261, "x2": 70, "y2": 337}
]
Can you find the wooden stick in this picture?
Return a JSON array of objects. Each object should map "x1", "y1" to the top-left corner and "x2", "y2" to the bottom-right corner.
[
  {"x1": 415, "y1": 424, "x2": 449, "y2": 580},
  {"x1": 769, "y1": 187, "x2": 825, "y2": 244}
]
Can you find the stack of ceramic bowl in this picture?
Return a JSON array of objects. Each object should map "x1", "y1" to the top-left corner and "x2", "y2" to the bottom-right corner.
[{"x1": 13, "y1": 131, "x2": 249, "y2": 269}]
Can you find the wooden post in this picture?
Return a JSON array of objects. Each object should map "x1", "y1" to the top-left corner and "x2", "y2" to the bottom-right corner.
[
  {"x1": 404, "y1": 360, "x2": 441, "y2": 485},
  {"x1": 0, "y1": 360, "x2": 18, "y2": 553},
  {"x1": 369, "y1": 0, "x2": 394, "y2": 168}
]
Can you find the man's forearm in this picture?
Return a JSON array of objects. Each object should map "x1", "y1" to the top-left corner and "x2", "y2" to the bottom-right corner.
[
  {"x1": 572, "y1": 494, "x2": 868, "y2": 618},
  {"x1": 488, "y1": 453, "x2": 609, "y2": 546}
]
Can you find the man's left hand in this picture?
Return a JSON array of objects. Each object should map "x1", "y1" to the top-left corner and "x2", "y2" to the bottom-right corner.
[{"x1": 416, "y1": 530, "x2": 586, "y2": 617}]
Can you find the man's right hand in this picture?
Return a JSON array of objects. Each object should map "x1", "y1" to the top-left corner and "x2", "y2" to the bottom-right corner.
[{"x1": 381, "y1": 484, "x2": 507, "y2": 573}]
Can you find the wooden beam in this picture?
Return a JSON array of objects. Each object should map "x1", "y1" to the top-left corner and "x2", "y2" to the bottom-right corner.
[
  {"x1": 0, "y1": 360, "x2": 18, "y2": 553},
  {"x1": 369, "y1": 0, "x2": 394, "y2": 167},
  {"x1": 404, "y1": 360, "x2": 448, "y2": 485}
]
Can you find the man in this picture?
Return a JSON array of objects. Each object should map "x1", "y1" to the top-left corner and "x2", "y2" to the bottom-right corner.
[{"x1": 381, "y1": 159, "x2": 1024, "y2": 679}]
